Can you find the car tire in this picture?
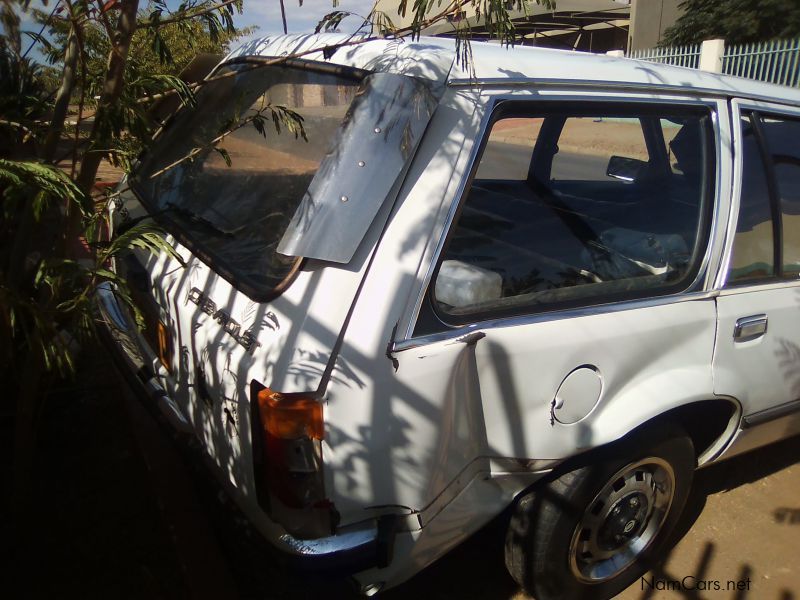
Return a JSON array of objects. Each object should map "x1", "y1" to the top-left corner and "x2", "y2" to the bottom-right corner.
[{"x1": 504, "y1": 423, "x2": 694, "y2": 600}]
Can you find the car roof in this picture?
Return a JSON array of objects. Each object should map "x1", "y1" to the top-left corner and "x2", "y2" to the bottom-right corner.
[
  {"x1": 225, "y1": 33, "x2": 456, "y2": 87},
  {"x1": 226, "y1": 33, "x2": 800, "y2": 107}
]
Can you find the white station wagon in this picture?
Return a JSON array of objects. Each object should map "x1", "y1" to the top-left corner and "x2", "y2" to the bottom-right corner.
[{"x1": 99, "y1": 33, "x2": 800, "y2": 599}]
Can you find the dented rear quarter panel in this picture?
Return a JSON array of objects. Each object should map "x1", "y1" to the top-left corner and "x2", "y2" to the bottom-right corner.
[{"x1": 322, "y1": 87, "x2": 726, "y2": 529}]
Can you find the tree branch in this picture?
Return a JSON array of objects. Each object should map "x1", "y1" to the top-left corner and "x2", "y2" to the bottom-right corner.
[
  {"x1": 0, "y1": 119, "x2": 35, "y2": 140},
  {"x1": 137, "y1": 0, "x2": 240, "y2": 30},
  {"x1": 42, "y1": 0, "x2": 80, "y2": 163},
  {"x1": 77, "y1": 0, "x2": 140, "y2": 195},
  {"x1": 144, "y1": 104, "x2": 278, "y2": 179}
]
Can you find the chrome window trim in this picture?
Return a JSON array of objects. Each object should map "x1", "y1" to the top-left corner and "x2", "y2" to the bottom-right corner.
[
  {"x1": 713, "y1": 99, "x2": 744, "y2": 291},
  {"x1": 733, "y1": 99, "x2": 800, "y2": 120},
  {"x1": 717, "y1": 278, "x2": 800, "y2": 296},
  {"x1": 716, "y1": 99, "x2": 800, "y2": 290},
  {"x1": 447, "y1": 78, "x2": 800, "y2": 109},
  {"x1": 393, "y1": 290, "x2": 719, "y2": 353},
  {"x1": 400, "y1": 91, "x2": 724, "y2": 345},
  {"x1": 702, "y1": 104, "x2": 730, "y2": 290}
]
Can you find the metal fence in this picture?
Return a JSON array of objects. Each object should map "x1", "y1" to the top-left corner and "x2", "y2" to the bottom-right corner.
[
  {"x1": 628, "y1": 38, "x2": 800, "y2": 88},
  {"x1": 628, "y1": 44, "x2": 701, "y2": 69},
  {"x1": 723, "y1": 38, "x2": 800, "y2": 87}
]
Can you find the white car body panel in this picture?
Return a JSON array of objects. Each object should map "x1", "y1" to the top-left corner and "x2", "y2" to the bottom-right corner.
[{"x1": 101, "y1": 33, "x2": 800, "y2": 593}]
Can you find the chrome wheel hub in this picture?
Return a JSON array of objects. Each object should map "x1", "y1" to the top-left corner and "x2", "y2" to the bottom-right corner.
[{"x1": 569, "y1": 458, "x2": 676, "y2": 583}]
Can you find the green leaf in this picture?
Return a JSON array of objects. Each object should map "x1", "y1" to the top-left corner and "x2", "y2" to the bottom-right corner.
[
  {"x1": 0, "y1": 159, "x2": 89, "y2": 218},
  {"x1": 103, "y1": 221, "x2": 185, "y2": 267},
  {"x1": 91, "y1": 268, "x2": 123, "y2": 282},
  {"x1": 214, "y1": 147, "x2": 232, "y2": 167}
]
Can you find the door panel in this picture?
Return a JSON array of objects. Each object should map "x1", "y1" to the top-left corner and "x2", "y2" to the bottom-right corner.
[{"x1": 714, "y1": 287, "x2": 800, "y2": 416}]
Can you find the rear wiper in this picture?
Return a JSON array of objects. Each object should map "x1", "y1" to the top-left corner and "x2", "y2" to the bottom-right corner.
[{"x1": 115, "y1": 202, "x2": 237, "y2": 238}]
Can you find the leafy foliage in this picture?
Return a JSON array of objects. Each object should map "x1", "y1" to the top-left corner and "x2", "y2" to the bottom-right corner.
[
  {"x1": 33, "y1": 1, "x2": 251, "y2": 158},
  {"x1": 315, "y1": 9, "x2": 350, "y2": 34},
  {"x1": 0, "y1": 0, "x2": 251, "y2": 545},
  {"x1": 0, "y1": 158, "x2": 86, "y2": 373},
  {"x1": 0, "y1": 158, "x2": 183, "y2": 374},
  {"x1": 0, "y1": 158, "x2": 85, "y2": 219},
  {"x1": 662, "y1": 0, "x2": 800, "y2": 46},
  {"x1": 0, "y1": 34, "x2": 52, "y2": 153}
]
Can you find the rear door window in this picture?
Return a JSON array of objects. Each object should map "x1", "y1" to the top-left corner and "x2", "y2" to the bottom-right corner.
[
  {"x1": 727, "y1": 114, "x2": 775, "y2": 284},
  {"x1": 727, "y1": 111, "x2": 800, "y2": 284},
  {"x1": 432, "y1": 102, "x2": 715, "y2": 322},
  {"x1": 761, "y1": 116, "x2": 800, "y2": 276}
]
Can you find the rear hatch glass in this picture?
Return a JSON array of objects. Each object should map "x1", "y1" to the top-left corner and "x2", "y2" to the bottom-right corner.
[{"x1": 132, "y1": 62, "x2": 361, "y2": 296}]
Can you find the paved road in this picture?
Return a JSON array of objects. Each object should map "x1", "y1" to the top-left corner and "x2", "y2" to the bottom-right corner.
[{"x1": 480, "y1": 139, "x2": 612, "y2": 182}]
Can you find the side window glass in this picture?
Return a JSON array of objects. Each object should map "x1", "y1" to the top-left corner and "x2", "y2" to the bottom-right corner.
[
  {"x1": 727, "y1": 115, "x2": 775, "y2": 284},
  {"x1": 433, "y1": 105, "x2": 713, "y2": 320},
  {"x1": 761, "y1": 116, "x2": 800, "y2": 276},
  {"x1": 474, "y1": 118, "x2": 535, "y2": 180},
  {"x1": 551, "y1": 117, "x2": 648, "y2": 183}
]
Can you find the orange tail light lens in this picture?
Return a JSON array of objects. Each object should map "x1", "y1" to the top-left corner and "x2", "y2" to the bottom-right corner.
[
  {"x1": 256, "y1": 389, "x2": 324, "y2": 440},
  {"x1": 156, "y1": 321, "x2": 173, "y2": 373}
]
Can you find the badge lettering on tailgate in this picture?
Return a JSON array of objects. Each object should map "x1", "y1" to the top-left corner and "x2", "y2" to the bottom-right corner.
[{"x1": 187, "y1": 287, "x2": 261, "y2": 352}]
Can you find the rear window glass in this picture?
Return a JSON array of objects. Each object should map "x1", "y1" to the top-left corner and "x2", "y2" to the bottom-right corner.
[
  {"x1": 433, "y1": 104, "x2": 714, "y2": 321},
  {"x1": 133, "y1": 62, "x2": 361, "y2": 295}
]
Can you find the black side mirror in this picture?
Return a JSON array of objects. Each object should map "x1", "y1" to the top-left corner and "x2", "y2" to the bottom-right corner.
[{"x1": 606, "y1": 155, "x2": 647, "y2": 183}]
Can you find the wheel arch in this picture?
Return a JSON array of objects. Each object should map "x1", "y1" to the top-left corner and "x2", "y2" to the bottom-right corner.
[
  {"x1": 645, "y1": 398, "x2": 741, "y2": 465},
  {"x1": 517, "y1": 396, "x2": 741, "y2": 504},
  {"x1": 579, "y1": 397, "x2": 741, "y2": 471}
]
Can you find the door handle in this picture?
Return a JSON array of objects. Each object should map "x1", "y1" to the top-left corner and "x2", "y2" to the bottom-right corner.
[{"x1": 733, "y1": 314, "x2": 768, "y2": 341}]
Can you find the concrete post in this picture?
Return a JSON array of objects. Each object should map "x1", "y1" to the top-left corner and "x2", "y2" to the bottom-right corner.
[{"x1": 699, "y1": 39, "x2": 726, "y2": 73}]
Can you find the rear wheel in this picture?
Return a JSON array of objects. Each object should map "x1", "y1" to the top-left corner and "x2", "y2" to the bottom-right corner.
[{"x1": 505, "y1": 424, "x2": 694, "y2": 600}]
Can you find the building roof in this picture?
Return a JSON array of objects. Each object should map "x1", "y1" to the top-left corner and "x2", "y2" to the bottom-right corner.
[
  {"x1": 226, "y1": 33, "x2": 800, "y2": 106},
  {"x1": 373, "y1": 0, "x2": 631, "y2": 50}
]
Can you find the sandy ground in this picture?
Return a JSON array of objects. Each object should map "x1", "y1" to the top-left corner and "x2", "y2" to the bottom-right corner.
[{"x1": 393, "y1": 436, "x2": 800, "y2": 600}]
